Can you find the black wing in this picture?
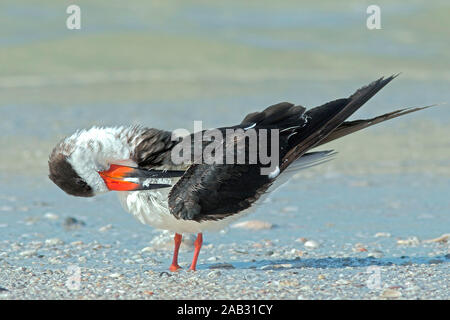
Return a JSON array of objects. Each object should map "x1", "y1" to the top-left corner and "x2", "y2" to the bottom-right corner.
[
  {"x1": 168, "y1": 76, "x2": 398, "y2": 222},
  {"x1": 168, "y1": 163, "x2": 271, "y2": 221},
  {"x1": 131, "y1": 128, "x2": 179, "y2": 169}
]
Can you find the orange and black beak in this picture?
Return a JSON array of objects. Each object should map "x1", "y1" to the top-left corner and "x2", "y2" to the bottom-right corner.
[{"x1": 98, "y1": 164, "x2": 184, "y2": 191}]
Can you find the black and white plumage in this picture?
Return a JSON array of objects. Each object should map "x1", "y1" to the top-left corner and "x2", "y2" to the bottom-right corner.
[{"x1": 48, "y1": 75, "x2": 432, "y2": 270}]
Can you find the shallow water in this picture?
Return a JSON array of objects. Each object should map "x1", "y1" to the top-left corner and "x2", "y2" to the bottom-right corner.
[{"x1": 0, "y1": 1, "x2": 449, "y2": 278}]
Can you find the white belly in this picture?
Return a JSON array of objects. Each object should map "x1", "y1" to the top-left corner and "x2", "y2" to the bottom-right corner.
[{"x1": 117, "y1": 186, "x2": 253, "y2": 234}]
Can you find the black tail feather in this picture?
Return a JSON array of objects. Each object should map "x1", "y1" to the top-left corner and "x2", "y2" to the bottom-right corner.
[
  {"x1": 318, "y1": 105, "x2": 434, "y2": 146},
  {"x1": 281, "y1": 75, "x2": 397, "y2": 171}
]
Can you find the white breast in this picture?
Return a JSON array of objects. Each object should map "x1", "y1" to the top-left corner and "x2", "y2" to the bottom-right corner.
[{"x1": 116, "y1": 177, "x2": 254, "y2": 234}]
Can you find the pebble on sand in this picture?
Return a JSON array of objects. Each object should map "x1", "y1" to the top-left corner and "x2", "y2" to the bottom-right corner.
[
  {"x1": 48, "y1": 257, "x2": 62, "y2": 264},
  {"x1": 423, "y1": 233, "x2": 450, "y2": 244},
  {"x1": 19, "y1": 250, "x2": 37, "y2": 257},
  {"x1": 397, "y1": 237, "x2": 420, "y2": 246},
  {"x1": 207, "y1": 270, "x2": 222, "y2": 278},
  {"x1": 368, "y1": 250, "x2": 384, "y2": 258},
  {"x1": 98, "y1": 224, "x2": 113, "y2": 232},
  {"x1": 45, "y1": 238, "x2": 64, "y2": 246},
  {"x1": 109, "y1": 273, "x2": 122, "y2": 278},
  {"x1": 353, "y1": 243, "x2": 367, "y2": 252},
  {"x1": 304, "y1": 240, "x2": 319, "y2": 249},
  {"x1": 63, "y1": 217, "x2": 86, "y2": 230},
  {"x1": 261, "y1": 264, "x2": 292, "y2": 270},
  {"x1": 335, "y1": 279, "x2": 351, "y2": 285},
  {"x1": 380, "y1": 289, "x2": 402, "y2": 299},
  {"x1": 44, "y1": 212, "x2": 59, "y2": 220},
  {"x1": 374, "y1": 232, "x2": 391, "y2": 238},
  {"x1": 231, "y1": 220, "x2": 273, "y2": 230}
]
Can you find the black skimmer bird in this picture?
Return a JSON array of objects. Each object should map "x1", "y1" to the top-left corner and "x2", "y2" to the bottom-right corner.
[{"x1": 48, "y1": 75, "x2": 431, "y2": 271}]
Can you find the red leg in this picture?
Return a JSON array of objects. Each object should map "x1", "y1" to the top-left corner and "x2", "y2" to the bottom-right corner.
[
  {"x1": 169, "y1": 233, "x2": 182, "y2": 272},
  {"x1": 189, "y1": 233, "x2": 203, "y2": 271}
]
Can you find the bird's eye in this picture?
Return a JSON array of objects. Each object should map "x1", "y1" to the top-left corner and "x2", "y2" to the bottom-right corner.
[{"x1": 75, "y1": 178, "x2": 91, "y2": 191}]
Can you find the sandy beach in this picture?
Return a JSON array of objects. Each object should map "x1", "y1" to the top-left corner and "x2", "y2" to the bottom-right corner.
[{"x1": 0, "y1": 169, "x2": 449, "y2": 299}]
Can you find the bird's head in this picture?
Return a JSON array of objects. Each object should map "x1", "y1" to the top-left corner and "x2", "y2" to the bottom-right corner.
[
  {"x1": 48, "y1": 151, "x2": 96, "y2": 197},
  {"x1": 48, "y1": 127, "x2": 142, "y2": 197},
  {"x1": 48, "y1": 127, "x2": 180, "y2": 197}
]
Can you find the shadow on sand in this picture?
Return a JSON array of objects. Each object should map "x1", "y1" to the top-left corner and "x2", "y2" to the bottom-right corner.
[{"x1": 204, "y1": 255, "x2": 449, "y2": 270}]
